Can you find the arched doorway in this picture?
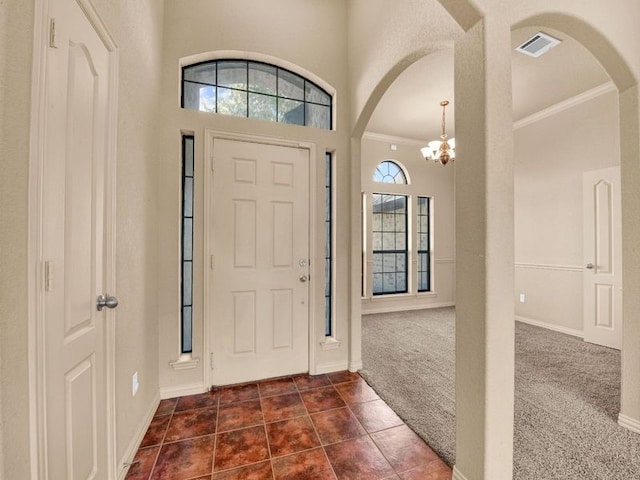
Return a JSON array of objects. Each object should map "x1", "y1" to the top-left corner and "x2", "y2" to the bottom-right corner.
[{"x1": 349, "y1": 3, "x2": 640, "y2": 479}]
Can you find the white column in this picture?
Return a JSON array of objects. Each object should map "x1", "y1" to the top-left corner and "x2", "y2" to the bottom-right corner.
[{"x1": 453, "y1": 15, "x2": 515, "y2": 480}]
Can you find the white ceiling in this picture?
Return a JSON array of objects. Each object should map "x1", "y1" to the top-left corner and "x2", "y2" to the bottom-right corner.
[{"x1": 366, "y1": 26, "x2": 611, "y2": 142}]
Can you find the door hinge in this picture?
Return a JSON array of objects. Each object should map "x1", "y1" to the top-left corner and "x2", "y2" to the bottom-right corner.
[
  {"x1": 210, "y1": 255, "x2": 214, "y2": 270},
  {"x1": 210, "y1": 156, "x2": 215, "y2": 171},
  {"x1": 210, "y1": 352, "x2": 215, "y2": 370},
  {"x1": 44, "y1": 261, "x2": 52, "y2": 292},
  {"x1": 49, "y1": 18, "x2": 57, "y2": 48}
]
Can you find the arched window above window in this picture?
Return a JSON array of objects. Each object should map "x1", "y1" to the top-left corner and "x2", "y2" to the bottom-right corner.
[
  {"x1": 373, "y1": 161, "x2": 407, "y2": 184},
  {"x1": 182, "y1": 60, "x2": 332, "y2": 130}
]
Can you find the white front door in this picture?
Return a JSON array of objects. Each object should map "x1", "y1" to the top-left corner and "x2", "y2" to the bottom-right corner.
[
  {"x1": 209, "y1": 138, "x2": 310, "y2": 385},
  {"x1": 41, "y1": 0, "x2": 115, "y2": 477},
  {"x1": 583, "y1": 166, "x2": 622, "y2": 350}
]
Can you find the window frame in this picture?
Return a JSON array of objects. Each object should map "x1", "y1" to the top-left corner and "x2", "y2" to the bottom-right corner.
[
  {"x1": 325, "y1": 152, "x2": 334, "y2": 336},
  {"x1": 371, "y1": 193, "x2": 409, "y2": 296},
  {"x1": 362, "y1": 160, "x2": 435, "y2": 298},
  {"x1": 180, "y1": 135, "x2": 195, "y2": 354},
  {"x1": 373, "y1": 160, "x2": 407, "y2": 184},
  {"x1": 417, "y1": 196, "x2": 432, "y2": 293},
  {"x1": 181, "y1": 59, "x2": 333, "y2": 130}
]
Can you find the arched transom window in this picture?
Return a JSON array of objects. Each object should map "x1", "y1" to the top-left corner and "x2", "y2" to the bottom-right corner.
[
  {"x1": 182, "y1": 60, "x2": 332, "y2": 129},
  {"x1": 373, "y1": 160, "x2": 407, "y2": 184}
]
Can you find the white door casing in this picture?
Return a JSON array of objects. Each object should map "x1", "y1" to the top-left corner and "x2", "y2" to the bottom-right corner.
[
  {"x1": 206, "y1": 136, "x2": 311, "y2": 386},
  {"x1": 583, "y1": 166, "x2": 623, "y2": 350},
  {"x1": 36, "y1": 0, "x2": 117, "y2": 477}
]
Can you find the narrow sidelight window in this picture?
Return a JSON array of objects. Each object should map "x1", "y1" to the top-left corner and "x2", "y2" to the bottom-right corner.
[
  {"x1": 181, "y1": 136, "x2": 195, "y2": 353},
  {"x1": 417, "y1": 196, "x2": 431, "y2": 292},
  {"x1": 325, "y1": 152, "x2": 333, "y2": 336}
]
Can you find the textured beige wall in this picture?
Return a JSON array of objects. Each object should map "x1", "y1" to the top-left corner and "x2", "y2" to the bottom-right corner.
[
  {"x1": 90, "y1": 0, "x2": 166, "y2": 465},
  {"x1": 360, "y1": 136, "x2": 455, "y2": 313},
  {"x1": 514, "y1": 91, "x2": 620, "y2": 333},
  {"x1": 348, "y1": 0, "x2": 463, "y2": 136},
  {"x1": 0, "y1": 0, "x2": 35, "y2": 477},
  {"x1": 158, "y1": 0, "x2": 351, "y2": 391}
]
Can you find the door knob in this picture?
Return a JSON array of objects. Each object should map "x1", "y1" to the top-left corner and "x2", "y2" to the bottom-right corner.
[
  {"x1": 586, "y1": 263, "x2": 594, "y2": 270},
  {"x1": 97, "y1": 294, "x2": 119, "y2": 311},
  {"x1": 299, "y1": 275, "x2": 308, "y2": 283}
]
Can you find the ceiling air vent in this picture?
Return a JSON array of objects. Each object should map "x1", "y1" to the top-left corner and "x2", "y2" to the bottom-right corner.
[{"x1": 515, "y1": 31, "x2": 561, "y2": 58}]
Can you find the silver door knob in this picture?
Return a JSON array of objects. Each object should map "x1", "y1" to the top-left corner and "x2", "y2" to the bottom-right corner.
[
  {"x1": 586, "y1": 263, "x2": 594, "y2": 270},
  {"x1": 299, "y1": 275, "x2": 308, "y2": 282},
  {"x1": 97, "y1": 294, "x2": 119, "y2": 311}
]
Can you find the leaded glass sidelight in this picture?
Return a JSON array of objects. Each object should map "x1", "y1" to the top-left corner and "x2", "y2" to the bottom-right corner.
[
  {"x1": 325, "y1": 152, "x2": 333, "y2": 336},
  {"x1": 182, "y1": 60, "x2": 332, "y2": 130},
  {"x1": 417, "y1": 196, "x2": 431, "y2": 292},
  {"x1": 181, "y1": 136, "x2": 195, "y2": 354}
]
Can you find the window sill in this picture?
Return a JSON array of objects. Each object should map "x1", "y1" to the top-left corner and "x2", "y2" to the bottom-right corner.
[
  {"x1": 170, "y1": 354, "x2": 200, "y2": 371},
  {"x1": 320, "y1": 337, "x2": 342, "y2": 351},
  {"x1": 362, "y1": 291, "x2": 438, "y2": 301}
]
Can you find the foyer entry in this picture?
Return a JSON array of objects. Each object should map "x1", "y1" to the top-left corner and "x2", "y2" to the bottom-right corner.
[{"x1": 207, "y1": 137, "x2": 311, "y2": 385}]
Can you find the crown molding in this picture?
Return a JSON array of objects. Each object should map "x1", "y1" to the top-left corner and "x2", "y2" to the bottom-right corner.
[
  {"x1": 514, "y1": 81, "x2": 616, "y2": 130},
  {"x1": 365, "y1": 81, "x2": 616, "y2": 142},
  {"x1": 362, "y1": 131, "x2": 426, "y2": 147}
]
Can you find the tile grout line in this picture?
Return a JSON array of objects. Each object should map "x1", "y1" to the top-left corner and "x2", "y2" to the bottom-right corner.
[
  {"x1": 144, "y1": 436, "x2": 163, "y2": 480},
  {"x1": 258, "y1": 383, "x2": 277, "y2": 480},
  {"x1": 154, "y1": 401, "x2": 177, "y2": 479},
  {"x1": 352, "y1": 382, "x2": 446, "y2": 478},
  {"x1": 293, "y1": 374, "x2": 340, "y2": 480},
  {"x1": 142, "y1": 399, "x2": 176, "y2": 480},
  {"x1": 211, "y1": 391, "x2": 220, "y2": 478},
  {"x1": 340, "y1": 378, "x2": 405, "y2": 479}
]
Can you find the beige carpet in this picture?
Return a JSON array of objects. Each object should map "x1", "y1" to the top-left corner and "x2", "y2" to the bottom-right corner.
[{"x1": 359, "y1": 307, "x2": 640, "y2": 479}]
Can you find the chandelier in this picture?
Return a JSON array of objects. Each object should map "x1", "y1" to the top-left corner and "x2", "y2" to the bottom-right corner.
[{"x1": 421, "y1": 100, "x2": 455, "y2": 165}]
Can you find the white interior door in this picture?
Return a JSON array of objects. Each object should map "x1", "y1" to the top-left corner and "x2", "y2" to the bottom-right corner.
[
  {"x1": 41, "y1": 0, "x2": 114, "y2": 477},
  {"x1": 209, "y1": 138, "x2": 310, "y2": 386},
  {"x1": 583, "y1": 166, "x2": 622, "y2": 350}
]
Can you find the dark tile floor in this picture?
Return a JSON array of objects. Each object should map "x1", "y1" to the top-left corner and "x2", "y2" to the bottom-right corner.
[{"x1": 125, "y1": 372, "x2": 452, "y2": 480}]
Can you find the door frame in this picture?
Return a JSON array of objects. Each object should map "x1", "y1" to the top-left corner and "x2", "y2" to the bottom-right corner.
[
  {"x1": 28, "y1": 0, "x2": 119, "y2": 477},
  {"x1": 203, "y1": 130, "x2": 317, "y2": 388}
]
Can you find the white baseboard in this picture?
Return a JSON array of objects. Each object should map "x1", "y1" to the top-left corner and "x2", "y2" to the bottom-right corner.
[
  {"x1": 363, "y1": 301, "x2": 455, "y2": 315},
  {"x1": 515, "y1": 315, "x2": 584, "y2": 339},
  {"x1": 348, "y1": 360, "x2": 364, "y2": 372},
  {"x1": 159, "y1": 382, "x2": 206, "y2": 400},
  {"x1": 314, "y1": 360, "x2": 349, "y2": 375},
  {"x1": 618, "y1": 413, "x2": 640, "y2": 434},
  {"x1": 452, "y1": 465, "x2": 469, "y2": 480},
  {"x1": 117, "y1": 391, "x2": 160, "y2": 480}
]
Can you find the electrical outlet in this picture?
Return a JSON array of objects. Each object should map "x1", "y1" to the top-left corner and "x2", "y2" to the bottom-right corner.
[
  {"x1": 132, "y1": 371, "x2": 139, "y2": 397},
  {"x1": 519, "y1": 293, "x2": 526, "y2": 303}
]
